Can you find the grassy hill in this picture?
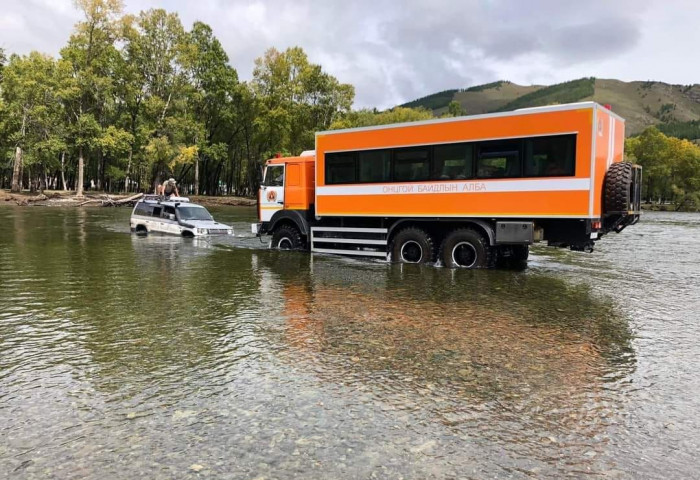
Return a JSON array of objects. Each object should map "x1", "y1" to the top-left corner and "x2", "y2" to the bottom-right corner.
[{"x1": 400, "y1": 78, "x2": 700, "y2": 137}]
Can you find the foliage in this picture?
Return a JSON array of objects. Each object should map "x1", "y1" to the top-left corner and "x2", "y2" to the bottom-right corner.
[
  {"x1": 493, "y1": 77, "x2": 595, "y2": 112},
  {"x1": 657, "y1": 120, "x2": 700, "y2": 141},
  {"x1": 330, "y1": 107, "x2": 433, "y2": 130},
  {"x1": 625, "y1": 126, "x2": 700, "y2": 210},
  {"x1": 446, "y1": 100, "x2": 465, "y2": 117}
]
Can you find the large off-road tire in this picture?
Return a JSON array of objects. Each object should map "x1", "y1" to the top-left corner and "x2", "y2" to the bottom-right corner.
[
  {"x1": 440, "y1": 228, "x2": 492, "y2": 269},
  {"x1": 135, "y1": 224, "x2": 148, "y2": 236},
  {"x1": 390, "y1": 227, "x2": 435, "y2": 264},
  {"x1": 604, "y1": 162, "x2": 634, "y2": 213},
  {"x1": 271, "y1": 224, "x2": 304, "y2": 250}
]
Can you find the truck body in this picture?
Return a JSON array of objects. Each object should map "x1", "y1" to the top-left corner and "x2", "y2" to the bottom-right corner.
[{"x1": 253, "y1": 102, "x2": 641, "y2": 268}]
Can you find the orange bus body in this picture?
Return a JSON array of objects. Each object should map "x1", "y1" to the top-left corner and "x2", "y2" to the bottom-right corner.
[{"x1": 315, "y1": 103, "x2": 624, "y2": 219}]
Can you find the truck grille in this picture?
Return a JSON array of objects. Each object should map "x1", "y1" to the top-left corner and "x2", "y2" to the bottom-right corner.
[{"x1": 208, "y1": 228, "x2": 229, "y2": 235}]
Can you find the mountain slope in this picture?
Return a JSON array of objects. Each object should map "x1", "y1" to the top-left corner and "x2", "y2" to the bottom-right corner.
[{"x1": 400, "y1": 78, "x2": 700, "y2": 136}]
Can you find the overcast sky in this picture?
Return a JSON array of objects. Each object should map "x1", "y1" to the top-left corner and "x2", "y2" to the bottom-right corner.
[{"x1": 1, "y1": 0, "x2": 698, "y2": 108}]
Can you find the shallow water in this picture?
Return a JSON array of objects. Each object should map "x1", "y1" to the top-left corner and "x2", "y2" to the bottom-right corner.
[{"x1": 1, "y1": 206, "x2": 698, "y2": 478}]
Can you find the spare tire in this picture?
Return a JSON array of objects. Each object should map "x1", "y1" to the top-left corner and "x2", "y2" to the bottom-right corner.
[{"x1": 604, "y1": 162, "x2": 634, "y2": 213}]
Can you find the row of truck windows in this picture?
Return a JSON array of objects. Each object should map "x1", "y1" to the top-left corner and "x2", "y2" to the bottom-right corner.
[{"x1": 324, "y1": 134, "x2": 576, "y2": 185}]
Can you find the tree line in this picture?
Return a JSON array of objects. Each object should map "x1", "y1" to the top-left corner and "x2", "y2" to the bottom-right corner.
[
  {"x1": 625, "y1": 127, "x2": 700, "y2": 211},
  {"x1": 0, "y1": 0, "x2": 435, "y2": 198}
]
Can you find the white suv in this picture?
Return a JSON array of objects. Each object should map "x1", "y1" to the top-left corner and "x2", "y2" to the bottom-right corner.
[{"x1": 130, "y1": 196, "x2": 233, "y2": 237}]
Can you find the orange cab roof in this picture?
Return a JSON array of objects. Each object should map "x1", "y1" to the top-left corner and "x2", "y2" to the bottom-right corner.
[{"x1": 267, "y1": 155, "x2": 315, "y2": 165}]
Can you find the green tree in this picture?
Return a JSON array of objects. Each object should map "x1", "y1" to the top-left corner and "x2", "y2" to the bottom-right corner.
[
  {"x1": 251, "y1": 47, "x2": 354, "y2": 158},
  {"x1": 447, "y1": 100, "x2": 465, "y2": 117},
  {"x1": 180, "y1": 21, "x2": 239, "y2": 195},
  {"x1": 60, "y1": 0, "x2": 123, "y2": 196},
  {"x1": 2, "y1": 52, "x2": 64, "y2": 192},
  {"x1": 626, "y1": 126, "x2": 700, "y2": 210}
]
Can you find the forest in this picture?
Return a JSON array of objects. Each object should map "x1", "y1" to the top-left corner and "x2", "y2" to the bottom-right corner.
[
  {"x1": 626, "y1": 127, "x2": 700, "y2": 210},
  {"x1": 1, "y1": 0, "x2": 699, "y2": 210},
  {"x1": 0, "y1": 0, "x2": 433, "y2": 197}
]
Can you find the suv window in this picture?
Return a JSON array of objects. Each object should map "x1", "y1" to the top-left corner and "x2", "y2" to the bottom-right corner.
[
  {"x1": 162, "y1": 206, "x2": 176, "y2": 220},
  {"x1": 134, "y1": 202, "x2": 152, "y2": 216}
]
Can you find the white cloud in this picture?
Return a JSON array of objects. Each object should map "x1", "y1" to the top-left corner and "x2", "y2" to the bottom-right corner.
[{"x1": 2, "y1": 0, "x2": 699, "y2": 108}]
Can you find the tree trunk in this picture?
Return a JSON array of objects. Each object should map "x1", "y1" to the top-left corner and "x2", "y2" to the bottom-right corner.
[
  {"x1": 76, "y1": 146, "x2": 85, "y2": 197},
  {"x1": 40, "y1": 165, "x2": 47, "y2": 193},
  {"x1": 194, "y1": 156, "x2": 200, "y2": 196},
  {"x1": 124, "y1": 148, "x2": 133, "y2": 193},
  {"x1": 11, "y1": 146, "x2": 23, "y2": 193},
  {"x1": 61, "y1": 152, "x2": 68, "y2": 191}
]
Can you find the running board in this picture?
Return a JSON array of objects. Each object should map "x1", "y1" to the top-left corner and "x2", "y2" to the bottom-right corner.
[{"x1": 310, "y1": 227, "x2": 389, "y2": 259}]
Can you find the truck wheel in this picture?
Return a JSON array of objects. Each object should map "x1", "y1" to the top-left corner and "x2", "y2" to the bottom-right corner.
[
  {"x1": 135, "y1": 224, "x2": 148, "y2": 236},
  {"x1": 271, "y1": 224, "x2": 303, "y2": 250},
  {"x1": 604, "y1": 162, "x2": 634, "y2": 213},
  {"x1": 441, "y1": 228, "x2": 492, "y2": 268},
  {"x1": 391, "y1": 227, "x2": 434, "y2": 264}
]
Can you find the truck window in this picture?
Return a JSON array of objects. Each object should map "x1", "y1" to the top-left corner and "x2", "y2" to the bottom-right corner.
[
  {"x1": 433, "y1": 144, "x2": 473, "y2": 180},
  {"x1": 358, "y1": 149, "x2": 391, "y2": 183},
  {"x1": 524, "y1": 135, "x2": 576, "y2": 177},
  {"x1": 477, "y1": 140, "x2": 521, "y2": 179},
  {"x1": 326, "y1": 153, "x2": 356, "y2": 184},
  {"x1": 264, "y1": 165, "x2": 284, "y2": 186},
  {"x1": 394, "y1": 148, "x2": 430, "y2": 182}
]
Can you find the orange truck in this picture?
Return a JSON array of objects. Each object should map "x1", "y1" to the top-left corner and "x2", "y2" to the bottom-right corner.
[{"x1": 252, "y1": 102, "x2": 642, "y2": 268}]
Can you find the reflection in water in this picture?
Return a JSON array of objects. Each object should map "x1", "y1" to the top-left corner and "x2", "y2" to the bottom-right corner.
[
  {"x1": 1, "y1": 207, "x2": 698, "y2": 478},
  {"x1": 254, "y1": 253, "x2": 636, "y2": 473}
]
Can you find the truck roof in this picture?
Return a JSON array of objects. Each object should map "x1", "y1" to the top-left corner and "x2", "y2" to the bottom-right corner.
[
  {"x1": 316, "y1": 101, "x2": 624, "y2": 137},
  {"x1": 267, "y1": 155, "x2": 316, "y2": 165}
]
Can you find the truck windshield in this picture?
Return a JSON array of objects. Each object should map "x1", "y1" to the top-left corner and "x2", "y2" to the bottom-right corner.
[
  {"x1": 264, "y1": 165, "x2": 284, "y2": 186},
  {"x1": 177, "y1": 206, "x2": 213, "y2": 221}
]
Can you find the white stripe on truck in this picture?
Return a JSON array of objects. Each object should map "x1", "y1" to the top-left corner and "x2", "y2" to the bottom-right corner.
[{"x1": 316, "y1": 178, "x2": 591, "y2": 196}]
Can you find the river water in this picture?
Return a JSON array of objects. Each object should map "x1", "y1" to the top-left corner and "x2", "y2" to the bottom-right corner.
[{"x1": 0, "y1": 206, "x2": 698, "y2": 479}]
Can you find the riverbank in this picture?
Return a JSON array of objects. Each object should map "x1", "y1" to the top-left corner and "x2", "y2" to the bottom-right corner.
[
  {"x1": 641, "y1": 202, "x2": 699, "y2": 212},
  {"x1": 0, "y1": 189, "x2": 257, "y2": 207}
]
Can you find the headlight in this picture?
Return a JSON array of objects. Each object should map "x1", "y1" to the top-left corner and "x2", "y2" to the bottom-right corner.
[
  {"x1": 197, "y1": 228, "x2": 208, "y2": 234},
  {"x1": 228, "y1": 229, "x2": 233, "y2": 235}
]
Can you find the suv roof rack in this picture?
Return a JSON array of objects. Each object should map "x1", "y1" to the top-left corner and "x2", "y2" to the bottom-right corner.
[{"x1": 141, "y1": 194, "x2": 191, "y2": 203}]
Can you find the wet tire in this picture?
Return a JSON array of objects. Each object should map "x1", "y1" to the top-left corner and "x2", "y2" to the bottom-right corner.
[
  {"x1": 441, "y1": 228, "x2": 492, "y2": 269},
  {"x1": 391, "y1": 227, "x2": 435, "y2": 264},
  {"x1": 271, "y1": 224, "x2": 304, "y2": 250},
  {"x1": 604, "y1": 162, "x2": 634, "y2": 213},
  {"x1": 135, "y1": 224, "x2": 148, "y2": 236}
]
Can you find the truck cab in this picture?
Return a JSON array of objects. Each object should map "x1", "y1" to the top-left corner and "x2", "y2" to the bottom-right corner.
[{"x1": 252, "y1": 151, "x2": 316, "y2": 248}]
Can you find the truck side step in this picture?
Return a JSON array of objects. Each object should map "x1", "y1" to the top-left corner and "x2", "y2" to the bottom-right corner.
[{"x1": 310, "y1": 227, "x2": 388, "y2": 258}]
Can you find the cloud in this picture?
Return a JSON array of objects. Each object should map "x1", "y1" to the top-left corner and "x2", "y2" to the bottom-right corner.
[{"x1": 2, "y1": 0, "x2": 698, "y2": 109}]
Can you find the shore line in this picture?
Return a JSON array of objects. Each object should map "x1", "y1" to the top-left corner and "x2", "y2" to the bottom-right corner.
[{"x1": 1, "y1": 190, "x2": 257, "y2": 208}]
